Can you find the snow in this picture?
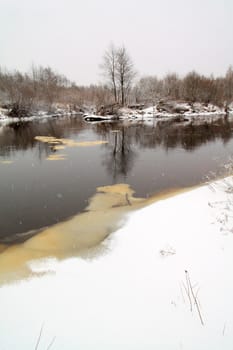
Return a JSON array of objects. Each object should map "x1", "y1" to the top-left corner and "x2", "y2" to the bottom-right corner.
[
  {"x1": 83, "y1": 114, "x2": 115, "y2": 121},
  {"x1": 0, "y1": 177, "x2": 233, "y2": 349},
  {"x1": 0, "y1": 108, "x2": 81, "y2": 125},
  {"x1": 114, "y1": 102, "x2": 230, "y2": 123},
  {"x1": 0, "y1": 101, "x2": 232, "y2": 125}
]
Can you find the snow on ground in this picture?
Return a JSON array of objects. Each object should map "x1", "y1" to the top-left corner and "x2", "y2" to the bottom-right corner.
[
  {"x1": 1, "y1": 177, "x2": 233, "y2": 349},
  {"x1": 1, "y1": 102, "x2": 232, "y2": 125},
  {"x1": 0, "y1": 108, "x2": 81, "y2": 125},
  {"x1": 117, "y1": 102, "x2": 232, "y2": 122}
]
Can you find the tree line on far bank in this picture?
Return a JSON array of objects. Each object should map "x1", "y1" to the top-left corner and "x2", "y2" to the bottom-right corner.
[{"x1": 0, "y1": 44, "x2": 233, "y2": 118}]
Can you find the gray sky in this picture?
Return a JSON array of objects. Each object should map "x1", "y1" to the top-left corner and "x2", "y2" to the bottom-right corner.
[{"x1": 1, "y1": 0, "x2": 233, "y2": 85}]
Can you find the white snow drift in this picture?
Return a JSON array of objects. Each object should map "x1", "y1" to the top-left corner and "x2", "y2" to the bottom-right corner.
[{"x1": 0, "y1": 177, "x2": 233, "y2": 349}]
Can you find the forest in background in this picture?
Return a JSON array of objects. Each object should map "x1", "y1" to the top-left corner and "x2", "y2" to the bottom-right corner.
[{"x1": 0, "y1": 45, "x2": 233, "y2": 117}]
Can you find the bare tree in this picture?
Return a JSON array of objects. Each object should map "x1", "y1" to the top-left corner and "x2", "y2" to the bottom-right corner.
[
  {"x1": 100, "y1": 44, "x2": 118, "y2": 103},
  {"x1": 1, "y1": 61, "x2": 233, "y2": 116},
  {"x1": 182, "y1": 71, "x2": 202, "y2": 103},
  {"x1": 224, "y1": 66, "x2": 233, "y2": 112},
  {"x1": 116, "y1": 46, "x2": 136, "y2": 106},
  {"x1": 100, "y1": 44, "x2": 136, "y2": 106},
  {"x1": 163, "y1": 73, "x2": 181, "y2": 100},
  {"x1": 134, "y1": 75, "x2": 163, "y2": 104}
]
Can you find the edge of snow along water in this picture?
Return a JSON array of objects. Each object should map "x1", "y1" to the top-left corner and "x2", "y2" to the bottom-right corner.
[{"x1": 0, "y1": 176, "x2": 233, "y2": 349}]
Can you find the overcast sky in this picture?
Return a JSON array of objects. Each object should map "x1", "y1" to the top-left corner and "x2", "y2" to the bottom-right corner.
[{"x1": 0, "y1": 0, "x2": 233, "y2": 85}]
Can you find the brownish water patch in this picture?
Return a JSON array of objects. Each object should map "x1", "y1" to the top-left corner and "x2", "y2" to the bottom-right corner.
[
  {"x1": 0, "y1": 183, "x2": 192, "y2": 286},
  {"x1": 0, "y1": 244, "x2": 7, "y2": 253},
  {"x1": 0, "y1": 160, "x2": 13, "y2": 164},
  {"x1": 35, "y1": 136, "x2": 108, "y2": 149},
  {"x1": 46, "y1": 154, "x2": 67, "y2": 161}
]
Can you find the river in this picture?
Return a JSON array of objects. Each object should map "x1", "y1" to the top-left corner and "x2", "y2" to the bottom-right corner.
[{"x1": 0, "y1": 115, "x2": 233, "y2": 243}]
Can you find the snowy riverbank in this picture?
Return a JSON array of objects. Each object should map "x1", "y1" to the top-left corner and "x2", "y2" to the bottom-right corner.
[
  {"x1": 1, "y1": 101, "x2": 233, "y2": 125},
  {"x1": 118, "y1": 102, "x2": 233, "y2": 121},
  {"x1": 0, "y1": 107, "x2": 81, "y2": 125},
  {"x1": 84, "y1": 102, "x2": 233, "y2": 124},
  {"x1": 0, "y1": 176, "x2": 233, "y2": 349}
]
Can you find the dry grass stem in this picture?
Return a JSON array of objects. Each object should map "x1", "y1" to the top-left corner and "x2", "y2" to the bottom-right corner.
[
  {"x1": 35, "y1": 324, "x2": 44, "y2": 350},
  {"x1": 46, "y1": 336, "x2": 56, "y2": 350},
  {"x1": 182, "y1": 281, "x2": 192, "y2": 312},
  {"x1": 185, "y1": 270, "x2": 204, "y2": 326},
  {"x1": 34, "y1": 324, "x2": 56, "y2": 350}
]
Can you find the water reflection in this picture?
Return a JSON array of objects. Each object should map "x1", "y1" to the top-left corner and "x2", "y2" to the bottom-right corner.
[
  {"x1": 0, "y1": 116, "x2": 86, "y2": 158},
  {"x1": 0, "y1": 116, "x2": 232, "y2": 157},
  {"x1": 101, "y1": 126, "x2": 137, "y2": 181},
  {"x1": 0, "y1": 115, "x2": 233, "y2": 241},
  {"x1": 94, "y1": 117, "x2": 233, "y2": 152}
]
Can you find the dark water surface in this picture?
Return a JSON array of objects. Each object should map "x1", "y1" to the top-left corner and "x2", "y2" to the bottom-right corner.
[{"x1": 0, "y1": 116, "x2": 233, "y2": 242}]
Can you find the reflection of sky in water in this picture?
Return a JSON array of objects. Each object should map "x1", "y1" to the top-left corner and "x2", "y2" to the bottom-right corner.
[{"x1": 0, "y1": 117, "x2": 233, "y2": 240}]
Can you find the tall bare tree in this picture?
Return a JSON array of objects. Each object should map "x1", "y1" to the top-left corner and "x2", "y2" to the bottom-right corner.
[
  {"x1": 116, "y1": 46, "x2": 136, "y2": 106},
  {"x1": 182, "y1": 71, "x2": 202, "y2": 102},
  {"x1": 100, "y1": 44, "x2": 118, "y2": 103},
  {"x1": 100, "y1": 44, "x2": 136, "y2": 106},
  {"x1": 224, "y1": 66, "x2": 233, "y2": 111},
  {"x1": 163, "y1": 73, "x2": 181, "y2": 100}
]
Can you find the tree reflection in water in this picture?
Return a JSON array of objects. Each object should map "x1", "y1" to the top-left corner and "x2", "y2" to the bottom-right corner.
[
  {"x1": 102, "y1": 126, "x2": 137, "y2": 181},
  {"x1": 0, "y1": 116, "x2": 86, "y2": 159},
  {"x1": 94, "y1": 116, "x2": 233, "y2": 180},
  {"x1": 0, "y1": 116, "x2": 232, "y2": 158},
  {"x1": 0, "y1": 115, "x2": 233, "y2": 240}
]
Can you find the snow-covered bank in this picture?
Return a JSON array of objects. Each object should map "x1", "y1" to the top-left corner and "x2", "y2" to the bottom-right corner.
[
  {"x1": 0, "y1": 107, "x2": 82, "y2": 125},
  {"x1": 118, "y1": 102, "x2": 232, "y2": 121},
  {"x1": 1, "y1": 177, "x2": 233, "y2": 349},
  {"x1": 1, "y1": 102, "x2": 233, "y2": 125},
  {"x1": 84, "y1": 102, "x2": 233, "y2": 124}
]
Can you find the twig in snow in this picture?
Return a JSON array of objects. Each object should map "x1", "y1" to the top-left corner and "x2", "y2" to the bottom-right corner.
[
  {"x1": 35, "y1": 323, "x2": 44, "y2": 350},
  {"x1": 182, "y1": 281, "x2": 192, "y2": 312},
  {"x1": 34, "y1": 323, "x2": 56, "y2": 350},
  {"x1": 46, "y1": 336, "x2": 56, "y2": 350},
  {"x1": 222, "y1": 322, "x2": 226, "y2": 336},
  {"x1": 185, "y1": 270, "x2": 204, "y2": 326}
]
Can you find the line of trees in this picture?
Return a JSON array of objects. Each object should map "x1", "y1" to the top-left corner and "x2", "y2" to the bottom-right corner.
[
  {"x1": 134, "y1": 67, "x2": 233, "y2": 111},
  {"x1": 100, "y1": 46, "x2": 233, "y2": 111},
  {"x1": 0, "y1": 65, "x2": 112, "y2": 116},
  {"x1": 0, "y1": 66, "x2": 69, "y2": 116},
  {"x1": 100, "y1": 45, "x2": 233, "y2": 111},
  {"x1": 1, "y1": 44, "x2": 233, "y2": 118}
]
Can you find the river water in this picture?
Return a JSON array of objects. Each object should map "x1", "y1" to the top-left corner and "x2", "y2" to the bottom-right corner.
[{"x1": 0, "y1": 115, "x2": 233, "y2": 242}]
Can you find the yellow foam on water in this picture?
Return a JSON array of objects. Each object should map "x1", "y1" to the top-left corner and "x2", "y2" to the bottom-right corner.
[
  {"x1": 46, "y1": 154, "x2": 67, "y2": 161},
  {"x1": 1, "y1": 160, "x2": 13, "y2": 164},
  {"x1": 0, "y1": 183, "x2": 188, "y2": 286},
  {"x1": 0, "y1": 244, "x2": 7, "y2": 253},
  {"x1": 52, "y1": 145, "x2": 66, "y2": 150},
  {"x1": 0, "y1": 183, "x2": 140, "y2": 284},
  {"x1": 35, "y1": 136, "x2": 108, "y2": 148},
  {"x1": 35, "y1": 135, "x2": 108, "y2": 162}
]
